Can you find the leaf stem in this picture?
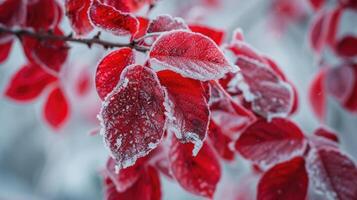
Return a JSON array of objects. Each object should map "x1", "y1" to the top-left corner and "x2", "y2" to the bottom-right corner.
[{"x1": 0, "y1": 26, "x2": 149, "y2": 52}]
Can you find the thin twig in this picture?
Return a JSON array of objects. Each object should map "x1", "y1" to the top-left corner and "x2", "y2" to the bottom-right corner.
[{"x1": 0, "y1": 26, "x2": 149, "y2": 52}]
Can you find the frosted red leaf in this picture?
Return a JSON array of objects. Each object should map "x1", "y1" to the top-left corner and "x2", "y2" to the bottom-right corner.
[
  {"x1": 291, "y1": 83, "x2": 299, "y2": 114},
  {"x1": 309, "y1": 0, "x2": 325, "y2": 11},
  {"x1": 209, "y1": 81, "x2": 256, "y2": 140},
  {"x1": 235, "y1": 118, "x2": 306, "y2": 167},
  {"x1": 232, "y1": 27, "x2": 245, "y2": 42},
  {"x1": 309, "y1": 68, "x2": 326, "y2": 121},
  {"x1": 5, "y1": 63, "x2": 57, "y2": 102},
  {"x1": 235, "y1": 56, "x2": 293, "y2": 119},
  {"x1": 314, "y1": 127, "x2": 339, "y2": 143},
  {"x1": 335, "y1": 35, "x2": 357, "y2": 58},
  {"x1": 307, "y1": 148, "x2": 357, "y2": 200},
  {"x1": 150, "y1": 30, "x2": 237, "y2": 81},
  {"x1": 43, "y1": 86, "x2": 69, "y2": 130},
  {"x1": 225, "y1": 41, "x2": 266, "y2": 64},
  {"x1": 147, "y1": 15, "x2": 188, "y2": 34},
  {"x1": 0, "y1": 0, "x2": 25, "y2": 27},
  {"x1": 134, "y1": 17, "x2": 149, "y2": 39},
  {"x1": 208, "y1": 120, "x2": 235, "y2": 161},
  {"x1": 188, "y1": 24, "x2": 225, "y2": 45},
  {"x1": 262, "y1": 56, "x2": 287, "y2": 81},
  {"x1": 104, "y1": 166, "x2": 161, "y2": 200},
  {"x1": 102, "y1": 0, "x2": 153, "y2": 13},
  {"x1": 169, "y1": 138, "x2": 221, "y2": 198},
  {"x1": 99, "y1": 65, "x2": 166, "y2": 169},
  {"x1": 105, "y1": 157, "x2": 143, "y2": 192},
  {"x1": 326, "y1": 64, "x2": 355, "y2": 103},
  {"x1": 22, "y1": 28, "x2": 68, "y2": 74},
  {"x1": 89, "y1": 0, "x2": 138, "y2": 38},
  {"x1": 95, "y1": 48, "x2": 135, "y2": 100},
  {"x1": 65, "y1": 0, "x2": 93, "y2": 35},
  {"x1": 157, "y1": 70, "x2": 209, "y2": 155},
  {"x1": 25, "y1": 0, "x2": 61, "y2": 30},
  {"x1": 0, "y1": 40, "x2": 12, "y2": 64},
  {"x1": 257, "y1": 157, "x2": 308, "y2": 200},
  {"x1": 343, "y1": 65, "x2": 357, "y2": 112}
]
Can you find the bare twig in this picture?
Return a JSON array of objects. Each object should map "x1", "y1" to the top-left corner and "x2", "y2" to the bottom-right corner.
[{"x1": 0, "y1": 26, "x2": 149, "y2": 52}]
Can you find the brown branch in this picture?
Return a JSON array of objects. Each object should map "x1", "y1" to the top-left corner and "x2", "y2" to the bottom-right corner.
[{"x1": 0, "y1": 26, "x2": 149, "y2": 52}]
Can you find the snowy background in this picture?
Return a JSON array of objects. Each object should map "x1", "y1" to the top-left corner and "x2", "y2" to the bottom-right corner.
[{"x1": 1, "y1": 0, "x2": 356, "y2": 199}]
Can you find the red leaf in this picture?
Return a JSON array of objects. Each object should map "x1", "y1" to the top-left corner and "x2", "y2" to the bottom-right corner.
[
  {"x1": 0, "y1": 0, "x2": 25, "y2": 27},
  {"x1": 326, "y1": 7, "x2": 342, "y2": 47},
  {"x1": 5, "y1": 63, "x2": 56, "y2": 102},
  {"x1": 147, "y1": 15, "x2": 188, "y2": 34},
  {"x1": 307, "y1": 148, "x2": 357, "y2": 200},
  {"x1": 150, "y1": 30, "x2": 237, "y2": 81},
  {"x1": 188, "y1": 24, "x2": 225, "y2": 45},
  {"x1": 22, "y1": 28, "x2": 68, "y2": 74},
  {"x1": 134, "y1": 17, "x2": 149, "y2": 39},
  {"x1": 309, "y1": 8, "x2": 341, "y2": 53},
  {"x1": 169, "y1": 138, "x2": 221, "y2": 198},
  {"x1": 226, "y1": 41, "x2": 266, "y2": 64},
  {"x1": 235, "y1": 118, "x2": 306, "y2": 167},
  {"x1": 99, "y1": 65, "x2": 167, "y2": 169},
  {"x1": 343, "y1": 65, "x2": 357, "y2": 112},
  {"x1": 314, "y1": 127, "x2": 339, "y2": 143},
  {"x1": 309, "y1": 0, "x2": 325, "y2": 11},
  {"x1": 309, "y1": 68, "x2": 326, "y2": 121},
  {"x1": 157, "y1": 70, "x2": 209, "y2": 155},
  {"x1": 95, "y1": 48, "x2": 135, "y2": 100},
  {"x1": 89, "y1": 0, "x2": 138, "y2": 38},
  {"x1": 339, "y1": 0, "x2": 357, "y2": 9},
  {"x1": 335, "y1": 35, "x2": 357, "y2": 58},
  {"x1": 232, "y1": 28, "x2": 245, "y2": 42},
  {"x1": 326, "y1": 64, "x2": 355, "y2": 103},
  {"x1": 209, "y1": 81, "x2": 256, "y2": 140},
  {"x1": 235, "y1": 56, "x2": 293, "y2": 119},
  {"x1": 105, "y1": 157, "x2": 143, "y2": 192},
  {"x1": 65, "y1": 0, "x2": 93, "y2": 35},
  {"x1": 102, "y1": 0, "x2": 152, "y2": 13},
  {"x1": 25, "y1": 0, "x2": 61, "y2": 30},
  {"x1": 309, "y1": 10, "x2": 326, "y2": 54},
  {"x1": 0, "y1": 40, "x2": 12, "y2": 64},
  {"x1": 257, "y1": 157, "x2": 308, "y2": 200},
  {"x1": 43, "y1": 86, "x2": 70, "y2": 130},
  {"x1": 104, "y1": 165, "x2": 161, "y2": 200},
  {"x1": 289, "y1": 82, "x2": 299, "y2": 115},
  {"x1": 262, "y1": 56, "x2": 287, "y2": 81},
  {"x1": 208, "y1": 120, "x2": 235, "y2": 161},
  {"x1": 76, "y1": 68, "x2": 91, "y2": 96}
]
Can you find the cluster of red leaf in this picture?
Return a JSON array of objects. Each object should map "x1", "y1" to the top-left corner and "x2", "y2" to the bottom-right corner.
[
  {"x1": 2, "y1": 0, "x2": 357, "y2": 199},
  {"x1": 308, "y1": 0, "x2": 357, "y2": 121},
  {"x1": 1, "y1": 0, "x2": 69, "y2": 130},
  {"x1": 89, "y1": 3, "x2": 357, "y2": 199}
]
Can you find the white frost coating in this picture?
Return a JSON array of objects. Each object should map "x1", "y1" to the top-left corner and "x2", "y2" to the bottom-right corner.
[
  {"x1": 116, "y1": 138, "x2": 122, "y2": 148},
  {"x1": 307, "y1": 149, "x2": 338, "y2": 200},
  {"x1": 149, "y1": 30, "x2": 239, "y2": 81},
  {"x1": 265, "y1": 81, "x2": 294, "y2": 122},
  {"x1": 122, "y1": 77, "x2": 129, "y2": 88},
  {"x1": 230, "y1": 72, "x2": 256, "y2": 101},
  {"x1": 187, "y1": 132, "x2": 203, "y2": 156}
]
